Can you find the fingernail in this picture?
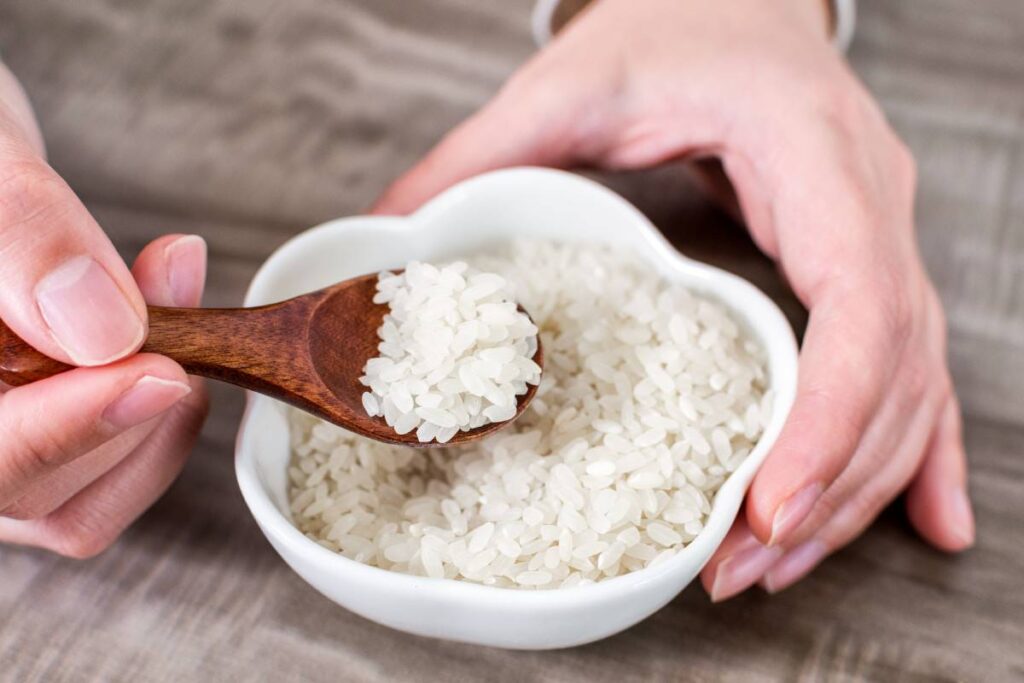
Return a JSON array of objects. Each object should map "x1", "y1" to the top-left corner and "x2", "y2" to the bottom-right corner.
[
  {"x1": 769, "y1": 482, "x2": 824, "y2": 546},
  {"x1": 165, "y1": 235, "x2": 207, "y2": 307},
  {"x1": 35, "y1": 256, "x2": 145, "y2": 366},
  {"x1": 710, "y1": 543, "x2": 783, "y2": 602},
  {"x1": 762, "y1": 539, "x2": 828, "y2": 594},
  {"x1": 948, "y1": 487, "x2": 975, "y2": 548},
  {"x1": 103, "y1": 375, "x2": 191, "y2": 429}
]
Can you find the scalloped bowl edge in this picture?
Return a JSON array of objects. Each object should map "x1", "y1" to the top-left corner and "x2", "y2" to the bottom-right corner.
[{"x1": 235, "y1": 167, "x2": 798, "y2": 649}]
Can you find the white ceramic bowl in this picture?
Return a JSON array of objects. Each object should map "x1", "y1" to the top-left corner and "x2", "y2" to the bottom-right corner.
[{"x1": 235, "y1": 167, "x2": 798, "y2": 650}]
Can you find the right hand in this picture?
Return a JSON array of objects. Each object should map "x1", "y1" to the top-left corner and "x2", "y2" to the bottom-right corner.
[
  {"x1": 0, "y1": 62, "x2": 209, "y2": 558},
  {"x1": 372, "y1": 0, "x2": 972, "y2": 599}
]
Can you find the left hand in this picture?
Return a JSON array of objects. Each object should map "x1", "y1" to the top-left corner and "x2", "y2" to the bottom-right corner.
[
  {"x1": 0, "y1": 60, "x2": 211, "y2": 558},
  {"x1": 0, "y1": 234, "x2": 210, "y2": 557},
  {"x1": 371, "y1": 0, "x2": 972, "y2": 599}
]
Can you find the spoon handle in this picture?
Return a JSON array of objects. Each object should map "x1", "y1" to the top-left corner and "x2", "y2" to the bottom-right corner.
[
  {"x1": 0, "y1": 319, "x2": 71, "y2": 385},
  {"x1": 0, "y1": 300, "x2": 316, "y2": 392}
]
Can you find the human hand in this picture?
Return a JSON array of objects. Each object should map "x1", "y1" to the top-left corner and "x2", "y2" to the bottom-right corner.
[
  {"x1": 0, "y1": 62, "x2": 209, "y2": 558},
  {"x1": 371, "y1": 0, "x2": 973, "y2": 597}
]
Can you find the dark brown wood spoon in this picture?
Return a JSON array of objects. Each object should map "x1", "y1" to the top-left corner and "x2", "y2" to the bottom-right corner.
[{"x1": 0, "y1": 273, "x2": 543, "y2": 447}]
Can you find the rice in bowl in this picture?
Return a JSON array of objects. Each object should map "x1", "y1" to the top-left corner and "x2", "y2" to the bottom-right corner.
[{"x1": 287, "y1": 240, "x2": 771, "y2": 589}]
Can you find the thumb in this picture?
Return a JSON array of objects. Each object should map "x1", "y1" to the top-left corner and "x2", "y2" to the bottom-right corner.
[
  {"x1": 0, "y1": 149, "x2": 147, "y2": 367},
  {"x1": 370, "y1": 79, "x2": 583, "y2": 216},
  {"x1": 130, "y1": 234, "x2": 207, "y2": 308}
]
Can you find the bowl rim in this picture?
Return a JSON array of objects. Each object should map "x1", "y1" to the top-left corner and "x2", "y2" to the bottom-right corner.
[{"x1": 235, "y1": 166, "x2": 798, "y2": 607}]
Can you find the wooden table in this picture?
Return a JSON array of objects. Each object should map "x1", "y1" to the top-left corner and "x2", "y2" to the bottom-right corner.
[{"x1": 1, "y1": 1, "x2": 1021, "y2": 680}]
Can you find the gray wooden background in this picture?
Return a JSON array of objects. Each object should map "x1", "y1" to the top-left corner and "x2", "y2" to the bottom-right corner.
[{"x1": 1, "y1": 1, "x2": 1022, "y2": 681}]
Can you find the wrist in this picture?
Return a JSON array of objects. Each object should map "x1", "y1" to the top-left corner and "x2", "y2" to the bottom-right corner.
[
  {"x1": 534, "y1": 0, "x2": 851, "y2": 51},
  {"x1": 780, "y1": 0, "x2": 833, "y2": 43},
  {"x1": 816, "y1": 0, "x2": 835, "y2": 40},
  {"x1": 829, "y1": 0, "x2": 857, "y2": 52}
]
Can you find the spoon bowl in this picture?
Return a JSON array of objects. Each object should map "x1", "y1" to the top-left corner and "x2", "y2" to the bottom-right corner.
[
  {"x1": 299, "y1": 272, "x2": 543, "y2": 446},
  {"x1": 0, "y1": 271, "x2": 543, "y2": 447}
]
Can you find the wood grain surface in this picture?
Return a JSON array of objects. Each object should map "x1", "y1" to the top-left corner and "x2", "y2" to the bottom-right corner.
[{"x1": 0, "y1": 1, "x2": 1022, "y2": 681}]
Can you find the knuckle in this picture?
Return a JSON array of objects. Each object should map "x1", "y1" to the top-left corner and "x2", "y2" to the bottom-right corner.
[
  {"x1": 0, "y1": 160, "x2": 72, "y2": 238},
  {"x1": 866, "y1": 269, "x2": 915, "y2": 349},
  {"x1": 833, "y1": 491, "x2": 888, "y2": 544},
  {"x1": 814, "y1": 81, "x2": 856, "y2": 121},
  {"x1": 798, "y1": 74, "x2": 864, "y2": 138},
  {"x1": 891, "y1": 138, "x2": 918, "y2": 191},
  {"x1": 56, "y1": 535, "x2": 111, "y2": 560},
  {"x1": 900, "y1": 358, "x2": 931, "y2": 403},
  {"x1": 163, "y1": 381, "x2": 209, "y2": 440},
  {"x1": 779, "y1": 385, "x2": 863, "y2": 476},
  {"x1": 884, "y1": 292, "x2": 914, "y2": 350},
  {"x1": 927, "y1": 286, "x2": 949, "y2": 340},
  {"x1": 935, "y1": 376, "x2": 955, "y2": 411},
  {"x1": 6, "y1": 418, "x2": 79, "y2": 476},
  {"x1": 804, "y1": 486, "x2": 841, "y2": 526},
  {"x1": 0, "y1": 499, "x2": 36, "y2": 521},
  {"x1": 924, "y1": 366, "x2": 957, "y2": 420},
  {"x1": 45, "y1": 515, "x2": 115, "y2": 560},
  {"x1": 181, "y1": 383, "x2": 211, "y2": 424},
  {"x1": 806, "y1": 389, "x2": 863, "y2": 455},
  {"x1": 0, "y1": 489, "x2": 64, "y2": 521},
  {"x1": 0, "y1": 395, "x2": 82, "y2": 480}
]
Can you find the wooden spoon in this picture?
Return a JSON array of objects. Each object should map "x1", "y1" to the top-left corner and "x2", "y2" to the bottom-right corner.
[{"x1": 0, "y1": 273, "x2": 543, "y2": 448}]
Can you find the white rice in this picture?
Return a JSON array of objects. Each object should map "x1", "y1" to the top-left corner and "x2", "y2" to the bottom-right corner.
[
  {"x1": 360, "y1": 261, "x2": 541, "y2": 443},
  {"x1": 289, "y1": 240, "x2": 770, "y2": 589}
]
